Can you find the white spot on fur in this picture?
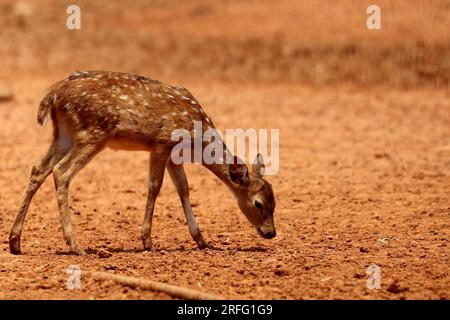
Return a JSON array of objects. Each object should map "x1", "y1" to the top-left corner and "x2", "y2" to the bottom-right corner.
[{"x1": 127, "y1": 109, "x2": 141, "y2": 117}]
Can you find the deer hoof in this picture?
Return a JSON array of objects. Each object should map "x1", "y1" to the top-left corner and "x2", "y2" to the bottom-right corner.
[
  {"x1": 198, "y1": 242, "x2": 210, "y2": 250},
  {"x1": 10, "y1": 242, "x2": 21, "y2": 255},
  {"x1": 195, "y1": 235, "x2": 210, "y2": 249},
  {"x1": 9, "y1": 235, "x2": 22, "y2": 255},
  {"x1": 142, "y1": 239, "x2": 152, "y2": 251}
]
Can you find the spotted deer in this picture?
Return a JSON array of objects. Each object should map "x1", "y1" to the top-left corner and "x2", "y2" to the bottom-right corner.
[{"x1": 9, "y1": 71, "x2": 276, "y2": 255}]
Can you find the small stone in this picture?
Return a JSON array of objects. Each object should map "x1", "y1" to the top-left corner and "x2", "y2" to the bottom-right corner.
[
  {"x1": 359, "y1": 247, "x2": 369, "y2": 253},
  {"x1": 387, "y1": 281, "x2": 408, "y2": 294},
  {"x1": 0, "y1": 86, "x2": 13, "y2": 102},
  {"x1": 274, "y1": 269, "x2": 289, "y2": 277},
  {"x1": 36, "y1": 284, "x2": 52, "y2": 290},
  {"x1": 98, "y1": 249, "x2": 112, "y2": 258}
]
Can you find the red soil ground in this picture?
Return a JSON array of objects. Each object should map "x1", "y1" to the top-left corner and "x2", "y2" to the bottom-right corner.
[{"x1": 0, "y1": 0, "x2": 449, "y2": 299}]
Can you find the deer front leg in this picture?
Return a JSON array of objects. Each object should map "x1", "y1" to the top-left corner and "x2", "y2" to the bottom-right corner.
[
  {"x1": 141, "y1": 150, "x2": 169, "y2": 250},
  {"x1": 167, "y1": 162, "x2": 209, "y2": 249}
]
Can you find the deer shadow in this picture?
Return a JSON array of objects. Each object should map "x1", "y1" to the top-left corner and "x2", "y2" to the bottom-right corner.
[{"x1": 55, "y1": 244, "x2": 269, "y2": 255}]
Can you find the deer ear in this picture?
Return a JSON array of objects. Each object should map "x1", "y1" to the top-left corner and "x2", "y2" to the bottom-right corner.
[
  {"x1": 229, "y1": 156, "x2": 250, "y2": 187},
  {"x1": 252, "y1": 153, "x2": 265, "y2": 177}
]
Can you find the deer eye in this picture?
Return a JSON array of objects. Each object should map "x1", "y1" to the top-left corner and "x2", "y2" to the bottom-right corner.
[{"x1": 254, "y1": 200, "x2": 263, "y2": 210}]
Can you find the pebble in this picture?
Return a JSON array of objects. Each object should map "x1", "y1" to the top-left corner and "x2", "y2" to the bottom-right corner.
[
  {"x1": 98, "y1": 249, "x2": 112, "y2": 258},
  {"x1": 0, "y1": 86, "x2": 13, "y2": 102},
  {"x1": 274, "y1": 269, "x2": 289, "y2": 277}
]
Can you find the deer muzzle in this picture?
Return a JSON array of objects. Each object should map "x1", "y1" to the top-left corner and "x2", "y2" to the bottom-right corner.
[{"x1": 257, "y1": 223, "x2": 276, "y2": 239}]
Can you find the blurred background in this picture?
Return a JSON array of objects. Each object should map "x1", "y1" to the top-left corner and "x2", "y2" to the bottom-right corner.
[{"x1": 0, "y1": 0, "x2": 449, "y2": 86}]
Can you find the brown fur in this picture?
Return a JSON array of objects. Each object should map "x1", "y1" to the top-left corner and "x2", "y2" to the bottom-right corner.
[{"x1": 9, "y1": 71, "x2": 276, "y2": 255}]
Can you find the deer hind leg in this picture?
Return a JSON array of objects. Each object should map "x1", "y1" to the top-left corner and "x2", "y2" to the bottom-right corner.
[
  {"x1": 9, "y1": 139, "x2": 70, "y2": 254},
  {"x1": 167, "y1": 162, "x2": 209, "y2": 249},
  {"x1": 141, "y1": 149, "x2": 170, "y2": 250},
  {"x1": 52, "y1": 139, "x2": 105, "y2": 255}
]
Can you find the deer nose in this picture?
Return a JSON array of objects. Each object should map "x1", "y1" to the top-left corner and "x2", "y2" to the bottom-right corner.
[
  {"x1": 263, "y1": 229, "x2": 276, "y2": 239},
  {"x1": 258, "y1": 227, "x2": 276, "y2": 239}
]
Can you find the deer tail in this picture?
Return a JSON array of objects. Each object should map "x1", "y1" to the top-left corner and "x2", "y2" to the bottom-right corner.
[{"x1": 37, "y1": 89, "x2": 58, "y2": 127}]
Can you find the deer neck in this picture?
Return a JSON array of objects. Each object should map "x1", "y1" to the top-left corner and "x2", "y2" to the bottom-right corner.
[{"x1": 201, "y1": 142, "x2": 241, "y2": 198}]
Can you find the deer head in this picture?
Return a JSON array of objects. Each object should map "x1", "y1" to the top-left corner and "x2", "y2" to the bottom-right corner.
[{"x1": 229, "y1": 154, "x2": 276, "y2": 239}]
